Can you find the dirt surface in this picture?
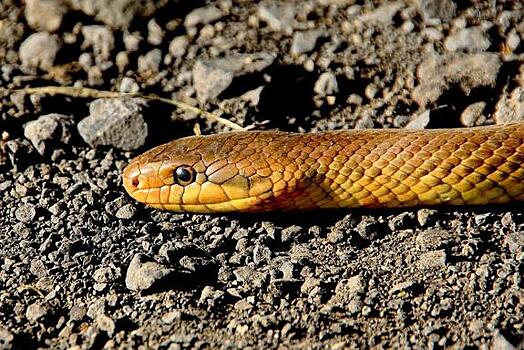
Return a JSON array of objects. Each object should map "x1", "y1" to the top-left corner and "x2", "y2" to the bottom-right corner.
[{"x1": 1, "y1": 0, "x2": 523, "y2": 348}]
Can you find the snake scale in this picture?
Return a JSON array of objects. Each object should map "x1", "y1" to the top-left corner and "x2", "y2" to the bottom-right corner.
[{"x1": 122, "y1": 123, "x2": 524, "y2": 213}]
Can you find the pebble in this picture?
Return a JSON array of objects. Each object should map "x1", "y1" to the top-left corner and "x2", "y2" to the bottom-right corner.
[
  {"x1": 356, "y1": 218, "x2": 387, "y2": 240},
  {"x1": 199, "y1": 286, "x2": 225, "y2": 306},
  {"x1": 412, "y1": 53, "x2": 501, "y2": 107},
  {"x1": 19, "y1": 32, "x2": 60, "y2": 72},
  {"x1": 0, "y1": 328, "x2": 14, "y2": 348},
  {"x1": 147, "y1": 19, "x2": 164, "y2": 45},
  {"x1": 70, "y1": 0, "x2": 149, "y2": 30},
  {"x1": 416, "y1": 229, "x2": 452, "y2": 251},
  {"x1": 493, "y1": 87, "x2": 524, "y2": 125},
  {"x1": 125, "y1": 254, "x2": 173, "y2": 292},
  {"x1": 15, "y1": 203, "x2": 37, "y2": 223},
  {"x1": 137, "y1": 48, "x2": 162, "y2": 74},
  {"x1": 26, "y1": 302, "x2": 50, "y2": 323},
  {"x1": 291, "y1": 30, "x2": 325, "y2": 56},
  {"x1": 418, "y1": 250, "x2": 447, "y2": 269},
  {"x1": 253, "y1": 244, "x2": 272, "y2": 265},
  {"x1": 93, "y1": 265, "x2": 121, "y2": 283},
  {"x1": 69, "y1": 305, "x2": 86, "y2": 322},
  {"x1": 505, "y1": 232, "x2": 524, "y2": 254},
  {"x1": 257, "y1": 3, "x2": 296, "y2": 35},
  {"x1": 405, "y1": 110, "x2": 430, "y2": 130},
  {"x1": 23, "y1": 113, "x2": 74, "y2": 156},
  {"x1": 444, "y1": 26, "x2": 491, "y2": 53},
  {"x1": 357, "y1": 1, "x2": 403, "y2": 26},
  {"x1": 81, "y1": 25, "x2": 115, "y2": 64},
  {"x1": 416, "y1": 209, "x2": 438, "y2": 226},
  {"x1": 193, "y1": 53, "x2": 275, "y2": 103},
  {"x1": 184, "y1": 6, "x2": 224, "y2": 28},
  {"x1": 416, "y1": 0, "x2": 456, "y2": 23},
  {"x1": 24, "y1": 0, "x2": 67, "y2": 32},
  {"x1": 78, "y1": 98, "x2": 148, "y2": 151},
  {"x1": 460, "y1": 102, "x2": 486, "y2": 127},
  {"x1": 314, "y1": 72, "x2": 338, "y2": 97},
  {"x1": 96, "y1": 314, "x2": 116, "y2": 336},
  {"x1": 115, "y1": 204, "x2": 136, "y2": 220},
  {"x1": 169, "y1": 36, "x2": 190, "y2": 58}
]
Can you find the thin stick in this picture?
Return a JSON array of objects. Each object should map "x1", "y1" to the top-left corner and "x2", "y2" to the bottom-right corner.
[{"x1": 13, "y1": 86, "x2": 246, "y2": 131}]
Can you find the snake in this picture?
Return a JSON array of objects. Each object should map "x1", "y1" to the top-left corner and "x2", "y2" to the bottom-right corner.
[{"x1": 122, "y1": 123, "x2": 524, "y2": 213}]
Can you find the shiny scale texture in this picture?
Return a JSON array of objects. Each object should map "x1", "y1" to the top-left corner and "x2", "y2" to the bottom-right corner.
[{"x1": 122, "y1": 123, "x2": 524, "y2": 213}]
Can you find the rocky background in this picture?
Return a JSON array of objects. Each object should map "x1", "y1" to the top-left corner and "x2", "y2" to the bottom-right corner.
[{"x1": 0, "y1": 0, "x2": 523, "y2": 348}]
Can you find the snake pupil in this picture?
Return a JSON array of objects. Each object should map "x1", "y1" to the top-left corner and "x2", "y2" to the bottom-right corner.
[{"x1": 175, "y1": 166, "x2": 194, "y2": 185}]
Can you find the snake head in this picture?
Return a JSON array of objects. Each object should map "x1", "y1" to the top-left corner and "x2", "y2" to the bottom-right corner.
[{"x1": 122, "y1": 132, "x2": 291, "y2": 213}]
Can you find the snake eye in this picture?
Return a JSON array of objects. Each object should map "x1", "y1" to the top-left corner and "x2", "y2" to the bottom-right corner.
[{"x1": 174, "y1": 166, "x2": 195, "y2": 186}]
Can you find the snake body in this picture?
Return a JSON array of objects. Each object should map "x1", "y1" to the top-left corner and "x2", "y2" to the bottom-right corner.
[{"x1": 122, "y1": 123, "x2": 524, "y2": 213}]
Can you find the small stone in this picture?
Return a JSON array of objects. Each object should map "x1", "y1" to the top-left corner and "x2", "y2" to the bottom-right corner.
[
  {"x1": 19, "y1": 32, "x2": 60, "y2": 72},
  {"x1": 193, "y1": 53, "x2": 275, "y2": 103},
  {"x1": 138, "y1": 49, "x2": 162, "y2": 75},
  {"x1": 405, "y1": 110, "x2": 430, "y2": 130},
  {"x1": 314, "y1": 72, "x2": 338, "y2": 97},
  {"x1": 199, "y1": 286, "x2": 225, "y2": 306},
  {"x1": 162, "y1": 310, "x2": 182, "y2": 324},
  {"x1": 123, "y1": 31, "x2": 141, "y2": 51},
  {"x1": 291, "y1": 30, "x2": 324, "y2": 55},
  {"x1": 327, "y1": 228, "x2": 345, "y2": 243},
  {"x1": 26, "y1": 302, "x2": 49, "y2": 323},
  {"x1": 125, "y1": 254, "x2": 173, "y2": 292},
  {"x1": 417, "y1": 209, "x2": 438, "y2": 226},
  {"x1": 25, "y1": 0, "x2": 67, "y2": 32},
  {"x1": 412, "y1": 53, "x2": 501, "y2": 107},
  {"x1": 15, "y1": 203, "x2": 37, "y2": 223},
  {"x1": 147, "y1": 19, "x2": 164, "y2": 45},
  {"x1": 24, "y1": 113, "x2": 74, "y2": 156},
  {"x1": 258, "y1": 4, "x2": 296, "y2": 34},
  {"x1": 253, "y1": 244, "x2": 272, "y2": 265},
  {"x1": 356, "y1": 218, "x2": 387, "y2": 240},
  {"x1": 93, "y1": 265, "x2": 121, "y2": 283},
  {"x1": 444, "y1": 26, "x2": 491, "y2": 53},
  {"x1": 460, "y1": 102, "x2": 486, "y2": 127},
  {"x1": 78, "y1": 98, "x2": 148, "y2": 151},
  {"x1": 416, "y1": 229, "x2": 452, "y2": 251},
  {"x1": 300, "y1": 277, "x2": 321, "y2": 296},
  {"x1": 328, "y1": 275, "x2": 366, "y2": 311},
  {"x1": 418, "y1": 250, "x2": 447, "y2": 269},
  {"x1": 416, "y1": 0, "x2": 456, "y2": 23},
  {"x1": 69, "y1": 305, "x2": 86, "y2": 321},
  {"x1": 96, "y1": 314, "x2": 115, "y2": 336},
  {"x1": 493, "y1": 87, "x2": 524, "y2": 125},
  {"x1": 357, "y1": 1, "x2": 403, "y2": 26},
  {"x1": 115, "y1": 204, "x2": 136, "y2": 219},
  {"x1": 81, "y1": 25, "x2": 115, "y2": 64},
  {"x1": 184, "y1": 6, "x2": 224, "y2": 28},
  {"x1": 505, "y1": 231, "x2": 524, "y2": 253},
  {"x1": 0, "y1": 328, "x2": 14, "y2": 348},
  {"x1": 169, "y1": 36, "x2": 189, "y2": 58}
]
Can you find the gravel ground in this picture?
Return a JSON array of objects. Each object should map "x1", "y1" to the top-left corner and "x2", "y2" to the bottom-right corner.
[{"x1": 1, "y1": 0, "x2": 524, "y2": 348}]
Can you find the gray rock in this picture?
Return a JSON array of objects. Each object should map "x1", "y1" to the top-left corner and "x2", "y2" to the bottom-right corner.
[
  {"x1": 493, "y1": 87, "x2": 524, "y2": 125},
  {"x1": 199, "y1": 286, "x2": 225, "y2": 306},
  {"x1": 24, "y1": 0, "x2": 67, "y2": 32},
  {"x1": 328, "y1": 275, "x2": 366, "y2": 314},
  {"x1": 78, "y1": 98, "x2": 148, "y2": 151},
  {"x1": 505, "y1": 231, "x2": 524, "y2": 253},
  {"x1": 81, "y1": 25, "x2": 115, "y2": 64},
  {"x1": 258, "y1": 4, "x2": 296, "y2": 34},
  {"x1": 356, "y1": 218, "x2": 387, "y2": 240},
  {"x1": 0, "y1": 328, "x2": 14, "y2": 349},
  {"x1": 460, "y1": 102, "x2": 486, "y2": 127},
  {"x1": 24, "y1": 113, "x2": 74, "y2": 156},
  {"x1": 412, "y1": 53, "x2": 501, "y2": 107},
  {"x1": 418, "y1": 250, "x2": 447, "y2": 269},
  {"x1": 184, "y1": 6, "x2": 224, "y2": 28},
  {"x1": 253, "y1": 244, "x2": 272, "y2": 265},
  {"x1": 147, "y1": 19, "x2": 164, "y2": 45},
  {"x1": 138, "y1": 49, "x2": 162, "y2": 73},
  {"x1": 405, "y1": 110, "x2": 430, "y2": 130},
  {"x1": 19, "y1": 32, "x2": 60, "y2": 72},
  {"x1": 357, "y1": 1, "x2": 403, "y2": 26},
  {"x1": 125, "y1": 253, "x2": 173, "y2": 291},
  {"x1": 416, "y1": 209, "x2": 438, "y2": 226},
  {"x1": 193, "y1": 53, "x2": 275, "y2": 103},
  {"x1": 169, "y1": 36, "x2": 189, "y2": 58},
  {"x1": 26, "y1": 302, "x2": 50, "y2": 323},
  {"x1": 444, "y1": 26, "x2": 491, "y2": 52},
  {"x1": 416, "y1": 0, "x2": 456, "y2": 23},
  {"x1": 69, "y1": 0, "x2": 166, "y2": 30},
  {"x1": 69, "y1": 305, "x2": 86, "y2": 321},
  {"x1": 314, "y1": 72, "x2": 338, "y2": 97},
  {"x1": 15, "y1": 203, "x2": 37, "y2": 223},
  {"x1": 115, "y1": 204, "x2": 136, "y2": 220},
  {"x1": 291, "y1": 30, "x2": 325, "y2": 55},
  {"x1": 93, "y1": 265, "x2": 121, "y2": 283},
  {"x1": 416, "y1": 229, "x2": 452, "y2": 251},
  {"x1": 300, "y1": 277, "x2": 321, "y2": 297},
  {"x1": 96, "y1": 314, "x2": 115, "y2": 336}
]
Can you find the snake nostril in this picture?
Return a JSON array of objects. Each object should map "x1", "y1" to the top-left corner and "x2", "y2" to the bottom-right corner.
[{"x1": 132, "y1": 177, "x2": 139, "y2": 187}]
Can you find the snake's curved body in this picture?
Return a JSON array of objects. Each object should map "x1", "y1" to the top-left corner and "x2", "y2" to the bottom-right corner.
[{"x1": 123, "y1": 123, "x2": 524, "y2": 213}]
